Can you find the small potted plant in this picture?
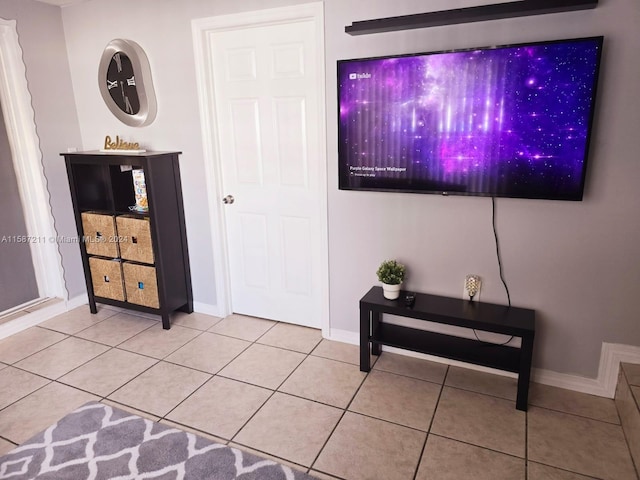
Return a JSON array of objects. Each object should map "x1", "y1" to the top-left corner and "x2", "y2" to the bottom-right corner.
[{"x1": 376, "y1": 259, "x2": 406, "y2": 300}]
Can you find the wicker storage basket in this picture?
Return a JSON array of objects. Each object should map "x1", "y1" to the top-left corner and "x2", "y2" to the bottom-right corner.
[
  {"x1": 88, "y1": 257, "x2": 125, "y2": 301},
  {"x1": 123, "y1": 262, "x2": 159, "y2": 308},
  {"x1": 81, "y1": 212, "x2": 119, "y2": 257},
  {"x1": 116, "y1": 215, "x2": 154, "y2": 264}
]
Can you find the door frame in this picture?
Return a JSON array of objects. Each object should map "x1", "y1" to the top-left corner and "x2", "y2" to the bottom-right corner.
[
  {"x1": 0, "y1": 18, "x2": 66, "y2": 306},
  {"x1": 192, "y1": 2, "x2": 329, "y2": 336}
]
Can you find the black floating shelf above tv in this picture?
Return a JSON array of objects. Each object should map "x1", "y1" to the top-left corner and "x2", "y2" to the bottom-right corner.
[{"x1": 345, "y1": 0, "x2": 598, "y2": 35}]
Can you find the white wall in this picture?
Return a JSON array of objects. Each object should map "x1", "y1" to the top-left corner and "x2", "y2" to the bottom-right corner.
[
  {"x1": 324, "y1": 0, "x2": 640, "y2": 378},
  {"x1": 57, "y1": 0, "x2": 640, "y2": 378},
  {"x1": 61, "y1": 0, "x2": 315, "y2": 307}
]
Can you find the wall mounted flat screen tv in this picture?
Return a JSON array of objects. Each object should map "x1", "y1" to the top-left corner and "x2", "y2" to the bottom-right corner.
[{"x1": 338, "y1": 36, "x2": 603, "y2": 200}]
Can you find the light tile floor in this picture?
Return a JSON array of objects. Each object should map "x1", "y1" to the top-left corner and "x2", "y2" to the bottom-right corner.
[{"x1": 0, "y1": 305, "x2": 637, "y2": 480}]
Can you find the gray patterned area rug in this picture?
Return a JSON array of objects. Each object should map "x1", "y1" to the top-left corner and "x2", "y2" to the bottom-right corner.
[{"x1": 0, "y1": 401, "x2": 317, "y2": 479}]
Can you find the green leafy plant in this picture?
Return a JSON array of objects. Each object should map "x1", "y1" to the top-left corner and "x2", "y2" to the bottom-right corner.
[{"x1": 376, "y1": 260, "x2": 406, "y2": 285}]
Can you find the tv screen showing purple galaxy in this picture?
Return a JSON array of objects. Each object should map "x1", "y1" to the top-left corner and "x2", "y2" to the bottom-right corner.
[{"x1": 338, "y1": 37, "x2": 603, "y2": 200}]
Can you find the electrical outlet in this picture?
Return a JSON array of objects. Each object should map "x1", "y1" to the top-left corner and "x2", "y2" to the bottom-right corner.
[{"x1": 463, "y1": 274, "x2": 482, "y2": 301}]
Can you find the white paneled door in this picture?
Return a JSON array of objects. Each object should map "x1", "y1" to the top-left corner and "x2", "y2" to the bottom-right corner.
[{"x1": 208, "y1": 12, "x2": 325, "y2": 328}]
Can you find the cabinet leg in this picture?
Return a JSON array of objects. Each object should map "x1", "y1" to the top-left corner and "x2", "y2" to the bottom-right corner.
[
  {"x1": 89, "y1": 298, "x2": 97, "y2": 314},
  {"x1": 178, "y1": 301, "x2": 193, "y2": 314},
  {"x1": 161, "y1": 313, "x2": 171, "y2": 330}
]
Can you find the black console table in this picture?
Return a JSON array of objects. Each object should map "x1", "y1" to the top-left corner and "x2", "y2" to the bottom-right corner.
[{"x1": 360, "y1": 286, "x2": 535, "y2": 411}]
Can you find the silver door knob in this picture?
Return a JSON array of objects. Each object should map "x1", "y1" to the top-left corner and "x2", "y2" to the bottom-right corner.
[{"x1": 222, "y1": 195, "x2": 235, "y2": 204}]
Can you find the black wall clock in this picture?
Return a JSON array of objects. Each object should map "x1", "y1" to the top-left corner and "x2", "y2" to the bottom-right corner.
[{"x1": 98, "y1": 39, "x2": 157, "y2": 127}]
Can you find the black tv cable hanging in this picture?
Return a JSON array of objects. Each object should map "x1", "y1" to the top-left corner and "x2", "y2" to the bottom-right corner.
[{"x1": 472, "y1": 197, "x2": 514, "y2": 346}]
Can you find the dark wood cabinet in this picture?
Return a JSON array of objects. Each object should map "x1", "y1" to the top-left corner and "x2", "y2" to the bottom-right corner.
[{"x1": 62, "y1": 151, "x2": 193, "y2": 329}]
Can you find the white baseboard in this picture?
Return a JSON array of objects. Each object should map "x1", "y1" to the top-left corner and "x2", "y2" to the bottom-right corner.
[
  {"x1": 0, "y1": 298, "x2": 70, "y2": 340},
  {"x1": 327, "y1": 328, "x2": 517, "y2": 378},
  {"x1": 193, "y1": 301, "x2": 224, "y2": 317},
  {"x1": 105, "y1": 301, "x2": 224, "y2": 320},
  {"x1": 327, "y1": 329, "x2": 640, "y2": 398},
  {"x1": 0, "y1": 296, "x2": 225, "y2": 341},
  {"x1": 65, "y1": 293, "x2": 88, "y2": 310},
  {"x1": 326, "y1": 328, "x2": 359, "y2": 346},
  {"x1": 533, "y1": 343, "x2": 640, "y2": 399},
  {"x1": 532, "y1": 368, "x2": 606, "y2": 397}
]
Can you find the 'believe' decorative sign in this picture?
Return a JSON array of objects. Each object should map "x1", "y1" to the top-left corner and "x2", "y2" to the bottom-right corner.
[{"x1": 101, "y1": 135, "x2": 146, "y2": 153}]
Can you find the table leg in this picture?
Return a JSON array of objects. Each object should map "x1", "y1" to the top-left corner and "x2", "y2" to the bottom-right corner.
[
  {"x1": 371, "y1": 311, "x2": 381, "y2": 356},
  {"x1": 516, "y1": 333, "x2": 534, "y2": 411},
  {"x1": 360, "y1": 306, "x2": 371, "y2": 372}
]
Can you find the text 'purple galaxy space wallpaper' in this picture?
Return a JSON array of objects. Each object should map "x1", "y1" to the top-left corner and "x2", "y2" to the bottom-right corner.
[{"x1": 338, "y1": 37, "x2": 603, "y2": 200}]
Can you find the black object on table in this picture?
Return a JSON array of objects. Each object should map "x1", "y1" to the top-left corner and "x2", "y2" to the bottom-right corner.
[{"x1": 359, "y1": 286, "x2": 535, "y2": 411}]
